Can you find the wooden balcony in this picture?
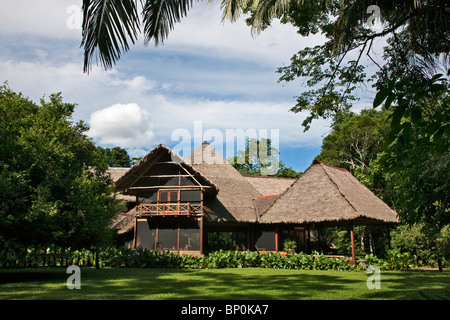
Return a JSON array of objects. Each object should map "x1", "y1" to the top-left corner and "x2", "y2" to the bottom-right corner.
[{"x1": 136, "y1": 203, "x2": 202, "y2": 216}]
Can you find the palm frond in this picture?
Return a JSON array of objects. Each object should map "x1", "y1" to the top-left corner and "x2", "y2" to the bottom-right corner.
[
  {"x1": 220, "y1": 0, "x2": 249, "y2": 23},
  {"x1": 81, "y1": 0, "x2": 140, "y2": 73},
  {"x1": 249, "y1": 0, "x2": 290, "y2": 35},
  {"x1": 142, "y1": 0, "x2": 197, "y2": 46}
]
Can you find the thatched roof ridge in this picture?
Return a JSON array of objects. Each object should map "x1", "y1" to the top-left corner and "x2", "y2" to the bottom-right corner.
[
  {"x1": 259, "y1": 160, "x2": 398, "y2": 225},
  {"x1": 190, "y1": 142, "x2": 262, "y2": 223},
  {"x1": 253, "y1": 195, "x2": 281, "y2": 218},
  {"x1": 244, "y1": 175, "x2": 296, "y2": 197},
  {"x1": 114, "y1": 144, "x2": 219, "y2": 194}
]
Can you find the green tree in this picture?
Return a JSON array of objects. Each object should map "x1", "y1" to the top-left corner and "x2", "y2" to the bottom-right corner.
[
  {"x1": 0, "y1": 84, "x2": 119, "y2": 251},
  {"x1": 315, "y1": 108, "x2": 393, "y2": 258},
  {"x1": 228, "y1": 138, "x2": 301, "y2": 177},
  {"x1": 376, "y1": 75, "x2": 449, "y2": 270},
  {"x1": 316, "y1": 108, "x2": 391, "y2": 198},
  {"x1": 271, "y1": 0, "x2": 449, "y2": 130},
  {"x1": 97, "y1": 146, "x2": 132, "y2": 167}
]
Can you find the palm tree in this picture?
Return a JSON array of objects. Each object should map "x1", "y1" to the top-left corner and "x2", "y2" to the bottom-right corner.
[
  {"x1": 81, "y1": 0, "x2": 229, "y2": 73},
  {"x1": 81, "y1": 0, "x2": 295, "y2": 73},
  {"x1": 81, "y1": 0, "x2": 447, "y2": 74}
]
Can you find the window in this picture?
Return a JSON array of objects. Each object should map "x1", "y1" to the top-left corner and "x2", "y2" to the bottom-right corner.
[
  {"x1": 136, "y1": 220, "x2": 156, "y2": 250},
  {"x1": 157, "y1": 227, "x2": 178, "y2": 251},
  {"x1": 205, "y1": 226, "x2": 248, "y2": 251},
  {"x1": 180, "y1": 190, "x2": 201, "y2": 203},
  {"x1": 136, "y1": 219, "x2": 201, "y2": 252},
  {"x1": 180, "y1": 221, "x2": 200, "y2": 251},
  {"x1": 158, "y1": 190, "x2": 179, "y2": 203},
  {"x1": 255, "y1": 226, "x2": 276, "y2": 251}
]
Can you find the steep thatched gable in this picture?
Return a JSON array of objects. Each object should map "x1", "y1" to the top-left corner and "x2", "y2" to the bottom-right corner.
[
  {"x1": 114, "y1": 144, "x2": 219, "y2": 196},
  {"x1": 259, "y1": 160, "x2": 398, "y2": 226},
  {"x1": 189, "y1": 142, "x2": 262, "y2": 223}
]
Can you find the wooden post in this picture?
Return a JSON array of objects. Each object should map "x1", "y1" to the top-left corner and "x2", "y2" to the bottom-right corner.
[
  {"x1": 275, "y1": 225, "x2": 279, "y2": 252},
  {"x1": 177, "y1": 227, "x2": 180, "y2": 254},
  {"x1": 350, "y1": 226, "x2": 356, "y2": 266},
  {"x1": 133, "y1": 218, "x2": 138, "y2": 249},
  {"x1": 200, "y1": 216, "x2": 204, "y2": 254}
]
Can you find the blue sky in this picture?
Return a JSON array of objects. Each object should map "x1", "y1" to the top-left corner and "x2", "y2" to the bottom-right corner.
[{"x1": 0, "y1": 0, "x2": 382, "y2": 173}]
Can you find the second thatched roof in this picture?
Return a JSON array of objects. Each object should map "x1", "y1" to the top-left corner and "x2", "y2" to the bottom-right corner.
[
  {"x1": 259, "y1": 160, "x2": 399, "y2": 226},
  {"x1": 190, "y1": 142, "x2": 262, "y2": 223}
]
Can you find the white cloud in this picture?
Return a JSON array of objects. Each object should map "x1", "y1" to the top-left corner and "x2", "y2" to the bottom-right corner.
[
  {"x1": 144, "y1": 96, "x2": 331, "y2": 149},
  {"x1": 145, "y1": 1, "x2": 326, "y2": 68},
  {"x1": 1, "y1": 0, "x2": 332, "y2": 171},
  {"x1": 88, "y1": 103, "x2": 155, "y2": 149},
  {"x1": 0, "y1": 0, "x2": 82, "y2": 40}
]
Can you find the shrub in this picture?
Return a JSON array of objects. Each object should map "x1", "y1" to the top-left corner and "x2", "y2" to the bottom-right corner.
[{"x1": 283, "y1": 239, "x2": 297, "y2": 255}]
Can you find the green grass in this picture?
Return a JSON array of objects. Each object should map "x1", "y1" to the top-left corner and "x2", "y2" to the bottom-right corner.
[{"x1": 0, "y1": 268, "x2": 449, "y2": 300}]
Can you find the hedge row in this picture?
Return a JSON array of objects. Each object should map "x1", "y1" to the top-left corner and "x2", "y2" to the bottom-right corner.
[
  {"x1": 99, "y1": 248, "x2": 357, "y2": 270},
  {"x1": 2, "y1": 245, "x2": 428, "y2": 270}
]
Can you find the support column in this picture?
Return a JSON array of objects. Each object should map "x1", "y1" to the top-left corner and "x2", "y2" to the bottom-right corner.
[
  {"x1": 275, "y1": 225, "x2": 279, "y2": 252},
  {"x1": 200, "y1": 215, "x2": 204, "y2": 254},
  {"x1": 350, "y1": 226, "x2": 356, "y2": 266},
  {"x1": 133, "y1": 218, "x2": 137, "y2": 249}
]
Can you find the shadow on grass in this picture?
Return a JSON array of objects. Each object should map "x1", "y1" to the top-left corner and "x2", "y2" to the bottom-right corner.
[
  {"x1": 0, "y1": 268, "x2": 449, "y2": 300},
  {"x1": 0, "y1": 269, "x2": 67, "y2": 284},
  {"x1": 359, "y1": 270, "x2": 450, "y2": 300},
  {"x1": 0, "y1": 268, "x2": 359, "y2": 300}
]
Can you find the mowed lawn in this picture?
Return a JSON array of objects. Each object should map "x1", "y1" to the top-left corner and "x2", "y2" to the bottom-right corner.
[{"x1": 0, "y1": 267, "x2": 449, "y2": 300}]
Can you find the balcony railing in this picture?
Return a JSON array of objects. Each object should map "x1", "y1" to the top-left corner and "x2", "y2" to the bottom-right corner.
[{"x1": 136, "y1": 203, "x2": 202, "y2": 216}]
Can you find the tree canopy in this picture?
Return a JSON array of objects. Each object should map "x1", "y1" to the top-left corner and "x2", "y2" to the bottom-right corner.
[
  {"x1": 228, "y1": 138, "x2": 302, "y2": 178},
  {"x1": 97, "y1": 146, "x2": 132, "y2": 167},
  {"x1": 0, "y1": 84, "x2": 119, "y2": 250}
]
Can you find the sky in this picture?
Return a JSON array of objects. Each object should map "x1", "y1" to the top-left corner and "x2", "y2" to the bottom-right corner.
[{"x1": 0, "y1": 0, "x2": 383, "y2": 173}]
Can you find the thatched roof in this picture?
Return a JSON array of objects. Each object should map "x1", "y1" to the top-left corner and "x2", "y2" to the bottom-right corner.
[
  {"x1": 244, "y1": 175, "x2": 296, "y2": 196},
  {"x1": 259, "y1": 160, "x2": 399, "y2": 226},
  {"x1": 114, "y1": 144, "x2": 219, "y2": 196},
  {"x1": 105, "y1": 168, "x2": 134, "y2": 202},
  {"x1": 110, "y1": 209, "x2": 135, "y2": 234},
  {"x1": 107, "y1": 167, "x2": 130, "y2": 182},
  {"x1": 110, "y1": 144, "x2": 397, "y2": 228},
  {"x1": 253, "y1": 195, "x2": 281, "y2": 218},
  {"x1": 189, "y1": 142, "x2": 262, "y2": 223}
]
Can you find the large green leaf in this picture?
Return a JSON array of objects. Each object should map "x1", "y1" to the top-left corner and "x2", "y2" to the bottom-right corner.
[
  {"x1": 142, "y1": 0, "x2": 196, "y2": 46},
  {"x1": 81, "y1": 0, "x2": 141, "y2": 73}
]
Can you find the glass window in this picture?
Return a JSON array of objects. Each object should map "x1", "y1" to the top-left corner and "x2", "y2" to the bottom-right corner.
[
  {"x1": 180, "y1": 190, "x2": 201, "y2": 203},
  {"x1": 157, "y1": 227, "x2": 178, "y2": 251},
  {"x1": 169, "y1": 191, "x2": 179, "y2": 202},
  {"x1": 255, "y1": 229, "x2": 276, "y2": 251},
  {"x1": 159, "y1": 191, "x2": 168, "y2": 203},
  {"x1": 180, "y1": 223, "x2": 200, "y2": 251},
  {"x1": 205, "y1": 227, "x2": 247, "y2": 251},
  {"x1": 136, "y1": 220, "x2": 156, "y2": 250},
  {"x1": 159, "y1": 190, "x2": 180, "y2": 203}
]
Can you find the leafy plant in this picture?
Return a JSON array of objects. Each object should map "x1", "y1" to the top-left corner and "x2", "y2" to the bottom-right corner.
[{"x1": 283, "y1": 239, "x2": 297, "y2": 255}]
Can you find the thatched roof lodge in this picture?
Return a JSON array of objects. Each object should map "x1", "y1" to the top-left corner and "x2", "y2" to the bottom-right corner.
[
  {"x1": 259, "y1": 160, "x2": 398, "y2": 226},
  {"x1": 109, "y1": 142, "x2": 398, "y2": 261}
]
